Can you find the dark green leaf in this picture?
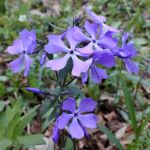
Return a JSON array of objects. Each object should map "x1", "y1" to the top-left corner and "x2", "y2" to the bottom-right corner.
[
  {"x1": 0, "y1": 139, "x2": 12, "y2": 150},
  {"x1": 17, "y1": 134, "x2": 45, "y2": 147},
  {"x1": 121, "y1": 77, "x2": 137, "y2": 134},
  {"x1": 98, "y1": 123, "x2": 123, "y2": 150},
  {"x1": 65, "y1": 138, "x2": 74, "y2": 150}
]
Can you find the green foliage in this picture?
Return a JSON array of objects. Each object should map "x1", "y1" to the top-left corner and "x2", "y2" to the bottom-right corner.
[
  {"x1": 0, "y1": 100, "x2": 44, "y2": 149},
  {"x1": 98, "y1": 123, "x2": 123, "y2": 150}
]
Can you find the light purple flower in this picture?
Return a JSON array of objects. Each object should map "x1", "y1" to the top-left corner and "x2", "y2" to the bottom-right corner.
[
  {"x1": 85, "y1": 7, "x2": 120, "y2": 33},
  {"x1": 45, "y1": 27, "x2": 92, "y2": 77},
  {"x1": 52, "y1": 121, "x2": 59, "y2": 143},
  {"x1": 56, "y1": 97, "x2": 97, "y2": 139},
  {"x1": 113, "y1": 33, "x2": 139, "y2": 74},
  {"x1": 73, "y1": 21, "x2": 118, "y2": 55},
  {"x1": 7, "y1": 29, "x2": 36, "y2": 76},
  {"x1": 26, "y1": 87, "x2": 47, "y2": 95}
]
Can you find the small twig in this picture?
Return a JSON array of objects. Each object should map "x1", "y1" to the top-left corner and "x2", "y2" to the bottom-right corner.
[
  {"x1": 73, "y1": 139, "x2": 76, "y2": 150},
  {"x1": 65, "y1": 77, "x2": 76, "y2": 86},
  {"x1": 49, "y1": 22, "x2": 65, "y2": 31}
]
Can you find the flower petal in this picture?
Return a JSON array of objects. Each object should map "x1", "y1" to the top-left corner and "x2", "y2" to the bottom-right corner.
[
  {"x1": 69, "y1": 118, "x2": 84, "y2": 139},
  {"x1": 46, "y1": 54, "x2": 70, "y2": 71},
  {"x1": 91, "y1": 64, "x2": 108, "y2": 83},
  {"x1": 76, "y1": 42, "x2": 93, "y2": 55},
  {"x1": 7, "y1": 39, "x2": 24, "y2": 54},
  {"x1": 52, "y1": 122, "x2": 59, "y2": 143},
  {"x1": 19, "y1": 29, "x2": 36, "y2": 52},
  {"x1": 78, "y1": 98, "x2": 97, "y2": 113},
  {"x1": 8, "y1": 55, "x2": 24, "y2": 73},
  {"x1": 66, "y1": 27, "x2": 79, "y2": 50},
  {"x1": 45, "y1": 35, "x2": 69, "y2": 54},
  {"x1": 82, "y1": 72, "x2": 88, "y2": 83},
  {"x1": 62, "y1": 97, "x2": 76, "y2": 113},
  {"x1": 84, "y1": 21, "x2": 98, "y2": 39},
  {"x1": 86, "y1": 7, "x2": 106, "y2": 23},
  {"x1": 71, "y1": 55, "x2": 92, "y2": 77},
  {"x1": 24, "y1": 54, "x2": 32, "y2": 76},
  {"x1": 93, "y1": 51, "x2": 116, "y2": 68},
  {"x1": 124, "y1": 59, "x2": 139, "y2": 74},
  {"x1": 99, "y1": 32, "x2": 118, "y2": 49},
  {"x1": 78, "y1": 114, "x2": 97, "y2": 128},
  {"x1": 57, "y1": 113, "x2": 73, "y2": 129}
]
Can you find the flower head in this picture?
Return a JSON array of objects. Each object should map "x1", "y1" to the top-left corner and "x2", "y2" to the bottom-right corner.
[
  {"x1": 45, "y1": 27, "x2": 92, "y2": 77},
  {"x1": 56, "y1": 97, "x2": 97, "y2": 139},
  {"x1": 113, "y1": 33, "x2": 139, "y2": 74},
  {"x1": 7, "y1": 29, "x2": 36, "y2": 76}
]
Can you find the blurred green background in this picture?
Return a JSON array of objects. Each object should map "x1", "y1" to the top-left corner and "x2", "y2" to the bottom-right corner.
[{"x1": 0, "y1": 0, "x2": 150, "y2": 149}]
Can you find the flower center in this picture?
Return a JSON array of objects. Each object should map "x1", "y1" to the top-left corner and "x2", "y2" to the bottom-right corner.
[
  {"x1": 74, "y1": 113, "x2": 78, "y2": 117},
  {"x1": 92, "y1": 39, "x2": 96, "y2": 43},
  {"x1": 70, "y1": 50, "x2": 74, "y2": 54}
]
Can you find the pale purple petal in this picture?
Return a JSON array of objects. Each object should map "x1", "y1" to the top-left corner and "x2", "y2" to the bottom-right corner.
[
  {"x1": 77, "y1": 98, "x2": 97, "y2": 113},
  {"x1": 103, "y1": 24, "x2": 120, "y2": 33},
  {"x1": 76, "y1": 42, "x2": 93, "y2": 55},
  {"x1": 71, "y1": 55, "x2": 92, "y2": 77},
  {"x1": 99, "y1": 32, "x2": 118, "y2": 49},
  {"x1": 45, "y1": 35, "x2": 69, "y2": 54},
  {"x1": 84, "y1": 21, "x2": 98, "y2": 39},
  {"x1": 52, "y1": 122, "x2": 59, "y2": 143},
  {"x1": 46, "y1": 54, "x2": 70, "y2": 71},
  {"x1": 93, "y1": 51, "x2": 116, "y2": 68},
  {"x1": 8, "y1": 55, "x2": 24, "y2": 73},
  {"x1": 66, "y1": 27, "x2": 79, "y2": 50},
  {"x1": 124, "y1": 59, "x2": 139, "y2": 74},
  {"x1": 73, "y1": 28, "x2": 90, "y2": 43},
  {"x1": 7, "y1": 39, "x2": 23, "y2": 54},
  {"x1": 122, "y1": 32, "x2": 129, "y2": 47},
  {"x1": 69, "y1": 118, "x2": 84, "y2": 139},
  {"x1": 24, "y1": 54, "x2": 32, "y2": 76},
  {"x1": 19, "y1": 29, "x2": 36, "y2": 51},
  {"x1": 40, "y1": 52, "x2": 47, "y2": 66},
  {"x1": 62, "y1": 97, "x2": 76, "y2": 113},
  {"x1": 57, "y1": 113, "x2": 73, "y2": 129},
  {"x1": 82, "y1": 72, "x2": 88, "y2": 83},
  {"x1": 78, "y1": 114, "x2": 97, "y2": 128},
  {"x1": 91, "y1": 64, "x2": 108, "y2": 83},
  {"x1": 85, "y1": 7, "x2": 106, "y2": 23}
]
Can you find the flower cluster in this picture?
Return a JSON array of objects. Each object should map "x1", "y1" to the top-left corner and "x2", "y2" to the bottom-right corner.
[
  {"x1": 7, "y1": 8, "x2": 139, "y2": 143},
  {"x1": 53, "y1": 97, "x2": 97, "y2": 142}
]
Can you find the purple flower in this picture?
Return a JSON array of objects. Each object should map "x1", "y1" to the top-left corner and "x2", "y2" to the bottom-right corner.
[
  {"x1": 7, "y1": 29, "x2": 36, "y2": 76},
  {"x1": 45, "y1": 27, "x2": 92, "y2": 77},
  {"x1": 56, "y1": 97, "x2": 97, "y2": 139},
  {"x1": 114, "y1": 33, "x2": 139, "y2": 74},
  {"x1": 26, "y1": 87, "x2": 47, "y2": 95},
  {"x1": 73, "y1": 21, "x2": 118, "y2": 54},
  {"x1": 52, "y1": 121, "x2": 59, "y2": 143},
  {"x1": 85, "y1": 7, "x2": 120, "y2": 33}
]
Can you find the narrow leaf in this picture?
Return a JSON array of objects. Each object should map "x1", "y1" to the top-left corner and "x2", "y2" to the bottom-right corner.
[
  {"x1": 121, "y1": 77, "x2": 137, "y2": 134},
  {"x1": 98, "y1": 123, "x2": 123, "y2": 150}
]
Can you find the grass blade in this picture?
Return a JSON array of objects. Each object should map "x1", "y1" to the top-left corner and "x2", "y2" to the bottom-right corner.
[
  {"x1": 121, "y1": 76, "x2": 137, "y2": 135},
  {"x1": 98, "y1": 123, "x2": 124, "y2": 150}
]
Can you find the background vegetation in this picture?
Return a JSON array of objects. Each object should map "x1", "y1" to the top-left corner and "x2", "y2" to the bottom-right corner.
[{"x1": 0, "y1": 0, "x2": 149, "y2": 149}]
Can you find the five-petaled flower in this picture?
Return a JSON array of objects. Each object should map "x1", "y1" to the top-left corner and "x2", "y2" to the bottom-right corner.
[
  {"x1": 55, "y1": 97, "x2": 97, "y2": 139},
  {"x1": 113, "y1": 33, "x2": 139, "y2": 74},
  {"x1": 45, "y1": 27, "x2": 92, "y2": 77},
  {"x1": 7, "y1": 29, "x2": 36, "y2": 76}
]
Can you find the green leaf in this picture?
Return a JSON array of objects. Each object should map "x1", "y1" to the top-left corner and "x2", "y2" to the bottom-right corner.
[
  {"x1": 48, "y1": 106, "x2": 58, "y2": 121},
  {"x1": 0, "y1": 76, "x2": 8, "y2": 82},
  {"x1": 17, "y1": 134, "x2": 45, "y2": 147},
  {"x1": 0, "y1": 139, "x2": 12, "y2": 150},
  {"x1": 98, "y1": 123, "x2": 123, "y2": 150},
  {"x1": 65, "y1": 138, "x2": 74, "y2": 150},
  {"x1": 40, "y1": 99, "x2": 56, "y2": 117},
  {"x1": 58, "y1": 58, "x2": 73, "y2": 83},
  {"x1": 121, "y1": 77, "x2": 137, "y2": 134},
  {"x1": 14, "y1": 105, "x2": 39, "y2": 137},
  {"x1": 0, "y1": 101, "x2": 5, "y2": 112}
]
